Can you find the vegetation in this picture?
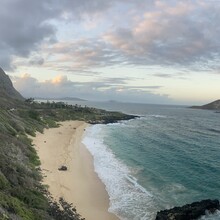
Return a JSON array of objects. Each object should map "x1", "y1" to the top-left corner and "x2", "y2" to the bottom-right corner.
[
  {"x1": 0, "y1": 68, "x2": 137, "y2": 219},
  {"x1": 0, "y1": 98, "x2": 136, "y2": 219}
]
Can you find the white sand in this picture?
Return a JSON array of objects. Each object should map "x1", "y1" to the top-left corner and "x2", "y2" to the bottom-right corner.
[{"x1": 32, "y1": 121, "x2": 118, "y2": 220}]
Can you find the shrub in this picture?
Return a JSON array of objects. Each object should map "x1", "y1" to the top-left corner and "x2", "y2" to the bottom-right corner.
[
  {"x1": 0, "y1": 193, "x2": 35, "y2": 220},
  {"x1": 0, "y1": 173, "x2": 9, "y2": 190},
  {"x1": 28, "y1": 110, "x2": 40, "y2": 121},
  {"x1": 27, "y1": 146, "x2": 41, "y2": 167}
]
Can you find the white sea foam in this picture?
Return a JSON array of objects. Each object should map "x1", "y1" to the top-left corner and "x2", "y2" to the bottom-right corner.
[
  {"x1": 82, "y1": 124, "x2": 157, "y2": 220},
  {"x1": 147, "y1": 114, "x2": 168, "y2": 118},
  {"x1": 199, "y1": 210, "x2": 220, "y2": 220}
]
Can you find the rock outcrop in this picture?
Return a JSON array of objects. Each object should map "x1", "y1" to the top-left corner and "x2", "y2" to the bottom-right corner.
[
  {"x1": 0, "y1": 67, "x2": 24, "y2": 108},
  {"x1": 58, "y1": 165, "x2": 68, "y2": 171},
  {"x1": 190, "y1": 100, "x2": 220, "y2": 111},
  {"x1": 156, "y1": 199, "x2": 220, "y2": 220},
  {"x1": 0, "y1": 67, "x2": 23, "y2": 100}
]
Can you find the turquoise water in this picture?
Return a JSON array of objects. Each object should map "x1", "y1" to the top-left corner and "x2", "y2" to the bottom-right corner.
[{"x1": 81, "y1": 103, "x2": 220, "y2": 219}]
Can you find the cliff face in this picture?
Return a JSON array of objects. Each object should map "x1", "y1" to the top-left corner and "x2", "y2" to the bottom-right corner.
[
  {"x1": 190, "y1": 99, "x2": 220, "y2": 111},
  {"x1": 0, "y1": 68, "x2": 24, "y2": 108},
  {"x1": 0, "y1": 68, "x2": 24, "y2": 100}
]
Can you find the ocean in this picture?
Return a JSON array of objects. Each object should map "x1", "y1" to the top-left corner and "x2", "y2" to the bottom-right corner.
[
  {"x1": 80, "y1": 102, "x2": 220, "y2": 220},
  {"x1": 46, "y1": 100, "x2": 220, "y2": 219}
]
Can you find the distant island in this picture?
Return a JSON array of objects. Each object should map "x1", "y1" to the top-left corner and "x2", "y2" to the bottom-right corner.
[{"x1": 190, "y1": 99, "x2": 220, "y2": 111}]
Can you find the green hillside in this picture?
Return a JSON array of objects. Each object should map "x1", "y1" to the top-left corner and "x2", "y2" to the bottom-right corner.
[{"x1": 0, "y1": 68, "x2": 135, "y2": 219}]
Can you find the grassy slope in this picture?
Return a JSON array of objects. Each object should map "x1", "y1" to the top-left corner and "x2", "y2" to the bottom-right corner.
[
  {"x1": 0, "y1": 100, "x2": 135, "y2": 220},
  {"x1": 0, "y1": 108, "x2": 51, "y2": 220}
]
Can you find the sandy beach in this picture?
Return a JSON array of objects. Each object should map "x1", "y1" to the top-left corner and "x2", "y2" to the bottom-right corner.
[{"x1": 33, "y1": 121, "x2": 118, "y2": 220}]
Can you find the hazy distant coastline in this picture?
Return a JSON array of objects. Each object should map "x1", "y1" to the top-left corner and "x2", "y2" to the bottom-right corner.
[{"x1": 35, "y1": 97, "x2": 87, "y2": 101}]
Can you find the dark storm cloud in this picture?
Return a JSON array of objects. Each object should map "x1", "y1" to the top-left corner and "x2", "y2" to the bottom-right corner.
[
  {"x1": 0, "y1": 0, "x2": 118, "y2": 70},
  {"x1": 0, "y1": 0, "x2": 57, "y2": 70}
]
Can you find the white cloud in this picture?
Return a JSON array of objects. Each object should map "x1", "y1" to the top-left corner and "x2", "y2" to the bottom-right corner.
[
  {"x1": 32, "y1": 0, "x2": 220, "y2": 73},
  {"x1": 2, "y1": 0, "x2": 220, "y2": 75},
  {"x1": 103, "y1": 1, "x2": 220, "y2": 69},
  {"x1": 10, "y1": 74, "x2": 171, "y2": 104}
]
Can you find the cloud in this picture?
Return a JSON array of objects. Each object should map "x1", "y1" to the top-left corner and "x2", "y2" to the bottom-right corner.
[
  {"x1": 0, "y1": 0, "x2": 120, "y2": 70},
  {"x1": 10, "y1": 74, "x2": 170, "y2": 104},
  {"x1": 0, "y1": 0, "x2": 57, "y2": 70},
  {"x1": 0, "y1": 45, "x2": 13, "y2": 70},
  {"x1": 103, "y1": 1, "x2": 220, "y2": 69},
  {"x1": 2, "y1": 0, "x2": 220, "y2": 73},
  {"x1": 29, "y1": 57, "x2": 44, "y2": 66},
  {"x1": 49, "y1": 75, "x2": 73, "y2": 86},
  {"x1": 44, "y1": 39, "x2": 122, "y2": 71},
  {"x1": 38, "y1": 0, "x2": 220, "y2": 73}
]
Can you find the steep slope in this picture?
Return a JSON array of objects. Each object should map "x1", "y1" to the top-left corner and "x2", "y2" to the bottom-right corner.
[
  {"x1": 0, "y1": 69, "x2": 84, "y2": 219},
  {"x1": 0, "y1": 68, "x2": 24, "y2": 108},
  {"x1": 190, "y1": 99, "x2": 220, "y2": 110},
  {"x1": 0, "y1": 68, "x2": 136, "y2": 219}
]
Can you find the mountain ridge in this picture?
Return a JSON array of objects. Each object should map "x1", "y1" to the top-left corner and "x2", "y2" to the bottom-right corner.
[
  {"x1": 190, "y1": 99, "x2": 220, "y2": 110},
  {"x1": 0, "y1": 67, "x2": 24, "y2": 108}
]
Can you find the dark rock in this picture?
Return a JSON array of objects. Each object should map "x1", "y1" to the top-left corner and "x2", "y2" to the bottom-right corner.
[
  {"x1": 58, "y1": 166, "x2": 67, "y2": 171},
  {"x1": 0, "y1": 67, "x2": 24, "y2": 100},
  {"x1": 88, "y1": 115, "x2": 138, "y2": 125},
  {"x1": 0, "y1": 67, "x2": 25, "y2": 108},
  {"x1": 156, "y1": 199, "x2": 220, "y2": 220}
]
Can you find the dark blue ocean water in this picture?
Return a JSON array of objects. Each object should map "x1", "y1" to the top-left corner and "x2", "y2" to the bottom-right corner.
[{"x1": 46, "y1": 100, "x2": 220, "y2": 219}]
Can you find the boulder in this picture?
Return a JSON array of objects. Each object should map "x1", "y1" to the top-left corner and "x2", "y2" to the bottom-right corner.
[
  {"x1": 58, "y1": 165, "x2": 67, "y2": 171},
  {"x1": 156, "y1": 199, "x2": 220, "y2": 220}
]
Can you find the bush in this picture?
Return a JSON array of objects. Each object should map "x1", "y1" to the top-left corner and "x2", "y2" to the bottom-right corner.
[
  {"x1": 25, "y1": 128, "x2": 36, "y2": 137},
  {"x1": 43, "y1": 118, "x2": 58, "y2": 128},
  {"x1": 28, "y1": 110, "x2": 40, "y2": 121},
  {"x1": 27, "y1": 146, "x2": 41, "y2": 167},
  {"x1": 17, "y1": 134, "x2": 32, "y2": 145},
  {"x1": 11, "y1": 188, "x2": 48, "y2": 210},
  {"x1": 0, "y1": 193, "x2": 35, "y2": 220},
  {"x1": 0, "y1": 173, "x2": 9, "y2": 190}
]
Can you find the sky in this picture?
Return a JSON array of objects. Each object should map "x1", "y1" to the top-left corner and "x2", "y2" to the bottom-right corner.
[{"x1": 1, "y1": 0, "x2": 220, "y2": 105}]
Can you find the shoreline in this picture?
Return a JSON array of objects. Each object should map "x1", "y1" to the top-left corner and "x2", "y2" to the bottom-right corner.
[{"x1": 32, "y1": 120, "x2": 119, "y2": 220}]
